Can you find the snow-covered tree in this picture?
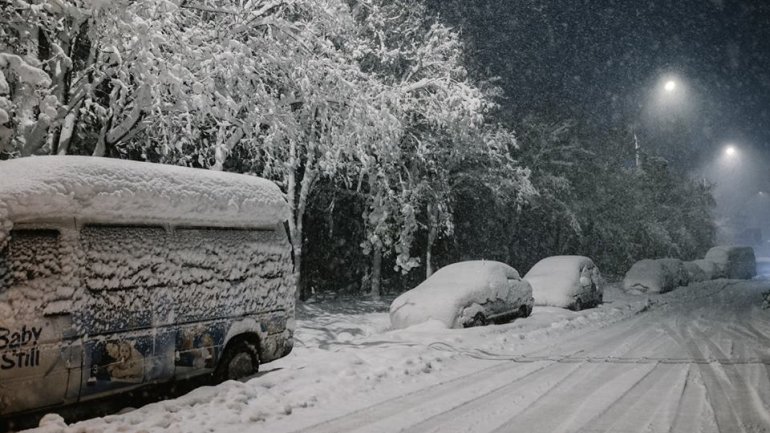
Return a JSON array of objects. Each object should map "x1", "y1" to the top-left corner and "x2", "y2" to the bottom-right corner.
[{"x1": 347, "y1": 0, "x2": 533, "y2": 296}]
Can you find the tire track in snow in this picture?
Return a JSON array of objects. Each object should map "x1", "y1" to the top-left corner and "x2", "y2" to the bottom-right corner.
[
  {"x1": 487, "y1": 363, "x2": 658, "y2": 433},
  {"x1": 669, "y1": 366, "x2": 719, "y2": 433},
  {"x1": 288, "y1": 359, "x2": 544, "y2": 433},
  {"x1": 290, "y1": 310, "x2": 657, "y2": 433},
  {"x1": 687, "y1": 322, "x2": 770, "y2": 431},
  {"x1": 401, "y1": 359, "x2": 585, "y2": 433},
  {"x1": 573, "y1": 348, "x2": 691, "y2": 433},
  {"x1": 413, "y1": 326, "x2": 662, "y2": 433},
  {"x1": 488, "y1": 325, "x2": 683, "y2": 433},
  {"x1": 412, "y1": 325, "x2": 665, "y2": 433},
  {"x1": 662, "y1": 320, "x2": 770, "y2": 433}
]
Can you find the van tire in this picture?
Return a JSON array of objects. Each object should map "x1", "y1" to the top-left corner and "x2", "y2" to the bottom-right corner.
[{"x1": 214, "y1": 338, "x2": 259, "y2": 382}]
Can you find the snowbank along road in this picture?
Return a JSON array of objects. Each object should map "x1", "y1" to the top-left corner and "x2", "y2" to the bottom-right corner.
[{"x1": 25, "y1": 279, "x2": 770, "y2": 433}]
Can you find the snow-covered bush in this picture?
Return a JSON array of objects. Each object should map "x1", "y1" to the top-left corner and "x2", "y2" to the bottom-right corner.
[{"x1": 704, "y1": 246, "x2": 756, "y2": 280}]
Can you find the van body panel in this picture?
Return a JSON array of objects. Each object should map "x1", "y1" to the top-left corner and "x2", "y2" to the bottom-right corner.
[
  {"x1": 1, "y1": 220, "x2": 294, "y2": 416},
  {"x1": 1, "y1": 159, "x2": 295, "y2": 417}
]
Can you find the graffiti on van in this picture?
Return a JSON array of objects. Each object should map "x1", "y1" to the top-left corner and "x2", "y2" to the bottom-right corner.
[
  {"x1": 85, "y1": 338, "x2": 150, "y2": 394},
  {"x1": 0, "y1": 325, "x2": 43, "y2": 370},
  {"x1": 175, "y1": 324, "x2": 225, "y2": 372}
]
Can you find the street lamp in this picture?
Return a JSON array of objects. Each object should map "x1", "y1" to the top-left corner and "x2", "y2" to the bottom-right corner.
[{"x1": 634, "y1": 74, "x2": 687, "y2": 168}]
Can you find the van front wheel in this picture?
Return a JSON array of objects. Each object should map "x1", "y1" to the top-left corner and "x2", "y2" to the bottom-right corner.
[{"x1": 214, "y1": 339, "x2": 259, "y2": 382}]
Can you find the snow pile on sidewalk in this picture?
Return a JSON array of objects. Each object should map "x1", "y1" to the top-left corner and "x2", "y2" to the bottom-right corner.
[{"x1": 28, "y1": 285, "x2": 652, "y2": 433}]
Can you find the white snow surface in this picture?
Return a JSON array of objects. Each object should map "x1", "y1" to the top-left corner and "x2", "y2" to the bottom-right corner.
[
  {"x1": 524, "y1": 255, "x2": 602, "y2": 308},
  {"x1": 26, "y1": 279, "x2": 770, "y2": 433},
  {"x1": 0, "y1": 156, "x2": 288, "y2": 239},
  {"x1": 389, "y1": 261, "x2": 532, "y2": 329}
]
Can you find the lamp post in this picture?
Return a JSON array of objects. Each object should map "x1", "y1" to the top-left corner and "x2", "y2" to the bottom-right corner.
[{"x1": 635, "y1": 76, "x2": 683, "y2": 168}]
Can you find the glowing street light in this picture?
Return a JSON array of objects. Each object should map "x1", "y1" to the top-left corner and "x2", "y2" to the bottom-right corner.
[
  {"x1": 634, "y1": 74, "x2": 687, "y2": 168},
  {"x1": 725, "y1": 145, "x2": 737, "y2": 157}
]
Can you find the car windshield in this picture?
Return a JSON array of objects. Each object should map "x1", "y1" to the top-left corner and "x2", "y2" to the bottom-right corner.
[{"x1": 1, "y1": 1, "x2": 769, "y2": 432}]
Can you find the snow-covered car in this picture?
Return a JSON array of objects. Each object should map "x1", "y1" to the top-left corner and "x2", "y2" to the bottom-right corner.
[
  {"x1": 389, "y1": 261, "x2": 534, "y2": 329},
  {"x1": 692, "y1": 259, "x2": 719, "y2": 280},
  {"x1": 683, "y1": 261, "x2": 709, "y2": 283},
  {"x1": 756, "y1": 257, "x2": 770, "y2": 279},
  {"x1": 622, "y1": 258, "x2": 686, "y2": 294},
  {"x1": 704, "y1": 246, "x2": 756, "y2": 279},
  {"x1": 524, "y1": 255, "x2": 603, "y2": 310}
]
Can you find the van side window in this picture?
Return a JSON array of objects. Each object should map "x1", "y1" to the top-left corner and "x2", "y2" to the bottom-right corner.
[
  {"x1": 3, "y1": 229, "x2": 62, "y2": 287},
  {"x1": 169, "y1": 227, "x2": 284, "y2": 322},
  {"x1": 81, "y1": 225, "x2": 167, "y2": 291}
]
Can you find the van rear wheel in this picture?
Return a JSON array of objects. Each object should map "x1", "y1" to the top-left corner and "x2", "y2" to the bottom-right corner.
[{"x1": 214, "y1": 339, "x2": 259, "y2": 382}]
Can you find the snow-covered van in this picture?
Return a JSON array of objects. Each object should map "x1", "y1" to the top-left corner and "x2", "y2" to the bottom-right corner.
[{"x1": 0, "y1": 156, "x2": 295, "y2": 417}]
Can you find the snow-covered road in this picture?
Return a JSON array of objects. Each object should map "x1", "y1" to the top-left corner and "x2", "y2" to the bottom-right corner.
[
  {"x1": 295, "y1": 280, "x2": 770, "y2": 433},
  {"x1": 30, "y1": 279, "x2": 770, "y2": 433}
]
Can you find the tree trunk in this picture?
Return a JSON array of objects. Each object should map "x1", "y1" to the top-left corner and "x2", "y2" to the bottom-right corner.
[
  {"x1": 287, "y1": 140, "x2": 318, "y2": 302},
  {"x1": 370, "y1": 246, "x2": 382, "y2": 299},
  {"x1": 426, "y1": 203, "x2": 437, "y2": 278}
]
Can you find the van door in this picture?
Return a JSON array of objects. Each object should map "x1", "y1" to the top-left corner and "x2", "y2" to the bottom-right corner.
[
  {"x1": 0, "y1": 229, "x2": 77, "y2": 415},
  {"x1": 77, "y1": 225, "x2": 173, "y2": 399}
]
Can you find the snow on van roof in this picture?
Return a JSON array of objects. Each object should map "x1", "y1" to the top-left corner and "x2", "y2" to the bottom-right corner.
[{"x1": 0, "y1": 156, "x2": 289, "y2": 235}]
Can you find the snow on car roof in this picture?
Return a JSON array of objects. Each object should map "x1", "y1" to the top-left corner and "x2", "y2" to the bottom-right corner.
[
  {"x1": 0, "y1": 156, "x2": 288, "y2": 234},
  {"x1": 390, "y1": 260, "x2": 526, "y2": 329},
  {"x1": 526, "y1": 255, "x2": 592, "y2": 276}
]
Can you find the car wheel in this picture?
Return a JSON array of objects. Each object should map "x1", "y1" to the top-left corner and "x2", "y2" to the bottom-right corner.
[
  {"x1": 466, "y1": 312, "x2": 487, "y2": 327},
  {"x1": 519, "y1": 305, "x2": 531, "y2": 318},
  {"x1": 573, "y1": 298, "x2": 583, "y2": 311},
  {"x1": 214, "y1": 339, "x2": 259, "y2": 382}
]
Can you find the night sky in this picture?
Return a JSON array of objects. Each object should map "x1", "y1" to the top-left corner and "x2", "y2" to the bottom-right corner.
[
  {"x1": 427, "y1": 0, "x2": 770, "y2": 242},
  {"x1": 427, "y1": 0, "x2": 770, "y2": 169}
]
